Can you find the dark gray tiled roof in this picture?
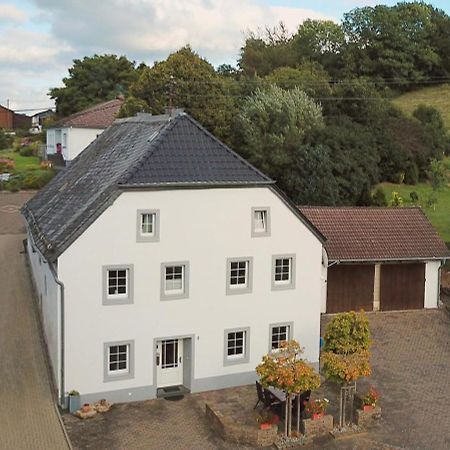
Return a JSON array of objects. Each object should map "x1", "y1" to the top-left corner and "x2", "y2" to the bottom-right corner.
[{"x1": 22, "y1": 113, "x2": 273, "y2": 260}]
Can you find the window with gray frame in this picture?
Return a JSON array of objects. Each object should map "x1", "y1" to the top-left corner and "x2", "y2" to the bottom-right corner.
[
  {"x1": 103, "y1": 265, "x2": 134, "y2": 305},
  {"x1": 104, "y1": 340, "x2": 135, "y2": 382},
  {"x1": 224, "y1": 327, "x2": 250, "y2": 365},
  {"x1": 226, "y1": 257, "x2": 253, "y2": 295},
  {"x1": 270, "y1": 324, "x2": 291, "y2": 350},
  {"x1": 271, "y1": 255, "x2": 296, "y2": 290},
  {"x1": 251, "y1": 207, "x2": 271, "y2": 237},
  {"x1": 136, "y1": 209, "x2": 160, "y2": 242},
  {"x1": 161, "y1": 262, "x2": 189, "y2": 300}
]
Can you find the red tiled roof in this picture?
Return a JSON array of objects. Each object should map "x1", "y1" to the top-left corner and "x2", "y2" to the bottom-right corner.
[
  {"x1": 299, "y1": 206, "x2": 450, "y2": 261},
  {"x1": 54, "y1": 98, "x2": 124, "y2": 129}
]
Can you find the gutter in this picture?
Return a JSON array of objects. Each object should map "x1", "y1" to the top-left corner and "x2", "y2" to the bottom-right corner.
[
  {"x1": 48, "y1": 260, "x2": 65, "y2": 407},
  {"x1": 327, "y1": 256, "x2": 449, "y2": 264}
]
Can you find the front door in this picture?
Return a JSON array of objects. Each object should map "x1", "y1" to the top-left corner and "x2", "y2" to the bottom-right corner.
[{"x1": 156, "y1": 339, "x2": 184, "y2": 388}]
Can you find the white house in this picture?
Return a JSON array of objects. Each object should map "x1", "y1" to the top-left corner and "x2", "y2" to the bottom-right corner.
[
  {"x1": 46, "y1": 97, "x2": 123, "y2": 163},
  {"x1": 23, "y1": 112, "x2": 326, "y2": 406}
]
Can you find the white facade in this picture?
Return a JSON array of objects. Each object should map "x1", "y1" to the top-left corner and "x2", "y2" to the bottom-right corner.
[
  {"x1": 46, "y1": 127, "x2": 103, "y2": 162},
  {"x1": 44, "y1": 187, "x2": 324, "y2": 403},
  {"x1": 424, "y1": 260, "x2": 442, "y2": 308},
  {"x1": 27, "y1": 236, "x2": 61, "y2": 387}
]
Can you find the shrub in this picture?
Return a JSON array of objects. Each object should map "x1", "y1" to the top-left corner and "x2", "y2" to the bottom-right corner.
[
  {"x1": 0, "y1": 158, "x2": 15, "y2": 173},
  {"x1": 20, "y1": 170, "x2": 55, "y2": 189},
  {"x1": 0, "y1": 130, "x2": 14, "y2": 150},
  {"x1": 5, "y1": 179, "x2": 21, "y2": 192},
  {"x1": 389, "y1": 191, "x2": 403, "y2": 207},
  {"x1": 19, "y1": 146, "x2": 34, "y2": 157},
  {"x1": 371, "y1": 187, "x2": 387, "y2": 206},
  {"x1": 404, "y1": 163, "x2": 419, "y2": 185},
  {"x1": 410, "y1": 191, "x2": 419, "y2": 203},
  {"x1": 323, "y1": 311, "x2": 371, "y2": 354}
]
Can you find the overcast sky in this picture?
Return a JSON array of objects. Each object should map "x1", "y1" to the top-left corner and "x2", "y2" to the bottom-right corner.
[{"x1": 1, "y1": 0, "x2": 449, "y2": 112}]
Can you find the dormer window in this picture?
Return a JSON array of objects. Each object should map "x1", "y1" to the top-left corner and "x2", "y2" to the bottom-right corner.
[
  {"x1": 251, "y1": 207, "x2": 270, "y2": 237},
  {"x1": 136, "y1": 209, "x2": 160, "y2": 242}
]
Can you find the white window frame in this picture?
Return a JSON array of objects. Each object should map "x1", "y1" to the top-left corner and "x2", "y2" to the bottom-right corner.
[
  {"x1": 136, "y1": 209, "x2": 160, "y2": 242},
  {"x1": 271, "y1": 254, "x2": 296, "y2": 290},
  {"x1": 251, "y1": 207, "x2": 271, "y2": 237},
  {"x1": 160, "y1": 261, "x2": 190, "y2": 300},
  {"x1": 104, "y1": 340, "x2": 135, "y2": 382},
  {"x1": 226, "y1": 257, "x2": 253, "y2": 295},
  {"x1": 102, "y1": 265, "x2": 134, "y2": 305},
  {"x1": 223, "y1": 327, "x2": 250, "y2": 366},
  {"x1": 269, "y1": 322, "x2": 293, "y2": 352}
]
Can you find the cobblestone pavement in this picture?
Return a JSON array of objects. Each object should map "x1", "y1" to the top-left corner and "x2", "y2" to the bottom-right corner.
[
  {"x1": 64, "y1": 309, "x2": 450, "y2": 450},
  {"x1": 0, "y1": 192, "x2": 69, "y2": 450}
]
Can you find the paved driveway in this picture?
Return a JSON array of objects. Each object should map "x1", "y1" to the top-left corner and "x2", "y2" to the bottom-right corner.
[{"x1": 0, "y1": 192, "x2": 69, "y2": 450}]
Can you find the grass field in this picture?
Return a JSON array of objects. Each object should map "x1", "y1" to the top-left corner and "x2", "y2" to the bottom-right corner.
[
  {"x1": 0, "y1": 149, "x2": 40, "y2": 171},
  {"x1": 379, "y1": 157, "x2": 450, "y2": 243},
  {"x1": 393, "y1": 84, "x2": 450, "y2": 129}
]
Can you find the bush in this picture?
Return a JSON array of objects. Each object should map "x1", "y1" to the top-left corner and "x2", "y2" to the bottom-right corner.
[
  {"x1": 19, "y1": 147, "x2": 34, "y2": 157},
  {"x1": 0, "y1": 130, "x2": 14, "y2": 150},
  {"x1": 371, "y1": 187, "x2": 387, "y2": 206},
  {"x1": 5, "y1": 179, "x2": 21, "y2": 192},
  {"x1": 20, "y1": 170, "x2": 55, "y2": 189},
  {"x1": 0, "y1": 158, "x2": 15, "y2": 173},
  {"x1": 410, "y1": 191, "x2": 419, "y2": 203},
  {"x1": 389, "y1": 191, "x2": 403, "y2": 207}
]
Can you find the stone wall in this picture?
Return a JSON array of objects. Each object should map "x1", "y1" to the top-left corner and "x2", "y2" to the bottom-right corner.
[
  {"x1": 205, "y1": 403, "x2": 278, "y2": 447},
  {"x1": 355, "y1": 406, "x2": 382, "y2": 428},
  {"x1": 301, "y1": 414, "x2": 333, "y2": 438}
]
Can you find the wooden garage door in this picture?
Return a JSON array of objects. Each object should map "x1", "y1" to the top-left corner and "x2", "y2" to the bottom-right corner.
[
  {"x1": 327, "y1": 265, "x2": 375, "y2": 313},
  {"x1": 380, "y1": 263, "x2": 425, "y2": 311}
]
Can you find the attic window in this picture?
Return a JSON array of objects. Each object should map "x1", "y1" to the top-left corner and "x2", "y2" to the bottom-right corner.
[
  {"x1": 251, "y1": 207, "x2": 270, "y2": 237},
  {"x1": 136, "y1": 209, "x2": 160, "y2": 242}
]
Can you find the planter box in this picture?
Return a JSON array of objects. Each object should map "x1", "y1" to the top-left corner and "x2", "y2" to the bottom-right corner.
[
  {"x1": 301, "y1": 414, "x2": 333, "y2": 438},
  {"x1": 68, "y1": 395, "x2": 81, "y2": 414},
  {"x1": 355, "y1": 405, "x2": 382, "y2": 428},
  {"x1": 205, "y1": 403, "x2": 278, "y2": 448}
]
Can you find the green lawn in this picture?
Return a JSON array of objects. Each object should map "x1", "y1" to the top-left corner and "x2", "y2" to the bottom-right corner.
[
  {"x1": 379, "y1": 179, "x2": 450, "y2": 243},
  {"x1": 393, "y1": 84, "x2": 450, "y2": 129},
  {"x1": 0, "y1": 149, "x2": 40, "y2": 171}
]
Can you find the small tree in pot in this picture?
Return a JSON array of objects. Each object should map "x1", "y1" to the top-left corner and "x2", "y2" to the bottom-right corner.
[
  {"x1": 256, "y1": 340, "x2": 321, "y2": 437},
  {"x1": 321, "y1": 311, "x2": 371, "y2": 428}
]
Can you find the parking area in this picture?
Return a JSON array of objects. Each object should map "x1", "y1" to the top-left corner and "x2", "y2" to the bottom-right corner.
[{"x1": 0, "y1": 192, "x2": 69, "y2": 450}]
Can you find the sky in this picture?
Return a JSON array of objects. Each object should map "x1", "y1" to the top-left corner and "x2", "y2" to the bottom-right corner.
[{"x1": 1, "y1": 0, "x2": 449, "y2": 112}]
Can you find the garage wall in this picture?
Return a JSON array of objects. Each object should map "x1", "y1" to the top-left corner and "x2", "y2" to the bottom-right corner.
[{"x1": 425, "y1": 261, "x2": 441, "y2": 308}]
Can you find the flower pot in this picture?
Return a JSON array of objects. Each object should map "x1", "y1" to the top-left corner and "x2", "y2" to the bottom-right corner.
[
  {"x1": 363, "y1": 405, "x2": 374, "y2": 412},
  {"x1": 68, "y1": 394, "x2": 81, "y2": 414},
  {"x1": 312, "y1": 412, "x2": 324, "y2": 420},
  {"x1": 260, "y1": 423, "x2": 271, "y2": 430},
  {"x1": 81, "y1": 403, "x2": 91, "y2": 413}
]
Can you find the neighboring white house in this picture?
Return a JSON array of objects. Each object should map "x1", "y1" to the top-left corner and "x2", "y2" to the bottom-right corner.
[
  {"x1": 23, "y1": 112, "x2": 326, "y2": 406},
  {"x1": 46, "y1": 98, "x2": 123, "y2": 163}
]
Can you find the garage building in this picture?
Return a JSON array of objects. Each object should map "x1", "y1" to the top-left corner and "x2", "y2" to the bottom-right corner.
[{"x1": 299, "y1": 207, "x2": 450, "y2": 313}]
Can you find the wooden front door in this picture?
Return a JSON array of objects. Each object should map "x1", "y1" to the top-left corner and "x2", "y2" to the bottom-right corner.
[
  {"x1": 326, "y1": 264, "x2": 375, "y2": 313},
  {"x1": 380, "y1": 263, "x2": 425, "y2": 311}
]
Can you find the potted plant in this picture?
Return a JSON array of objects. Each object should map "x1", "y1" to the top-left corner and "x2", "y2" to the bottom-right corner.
[
  {"x1": 362, "y1": 387, "x2": 379, "y2": 412},
  {"x1": 305, "y1": 398, "x2": 329, "y2": 420},
  {"x1": 256, "y1": 410, "x2": 279, "y2": 429},
  {"x1": 67, "y1": 390, "x2": 80, "y2": 414}
]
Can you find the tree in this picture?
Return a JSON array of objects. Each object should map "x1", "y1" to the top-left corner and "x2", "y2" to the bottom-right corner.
[
  {"x1": 126, "y1": 46, "x2": 235, "y2": 141},
  {"x1": 322, "y1": 311, "x2": 371, "y2": 427},
  {"x1": 237, "y1": 85, "x2": 327, "y2": 201},
  {"x1": 49, "y1": 55, "x2": 138, "y2": 117},
  {"x1": 291, "y1": 19, "x2": 345, "y2": 75},
  {"x1": 426, "y1": 158, "x2": 446, "y2": 211},
  {"x1": 256, "y1": 340, "x2": 320, "y2": 437},
  {"x1": 372, "y1": 187, "x2": 388, "y2": 207},
  {"x1": 264, "y1": 63, "x2": 332, "y2": 99}
]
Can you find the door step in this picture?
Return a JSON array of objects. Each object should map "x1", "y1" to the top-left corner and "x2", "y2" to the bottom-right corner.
[{"x1": 156, "y1": 385, "x2": 190, "y2": 399}]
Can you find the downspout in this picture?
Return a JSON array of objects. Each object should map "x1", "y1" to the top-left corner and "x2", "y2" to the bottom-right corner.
[{"x1": 48, "y1": 260, "x2": 65, "y2": 407}]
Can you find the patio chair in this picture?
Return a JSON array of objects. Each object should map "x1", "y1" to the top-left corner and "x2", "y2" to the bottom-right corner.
[
  {"x1": 254, "y1": 381, "x2": 265, "y2": 409},
  {"x1": 263, "y1": 388, "x2": 284, "y2": 416}
]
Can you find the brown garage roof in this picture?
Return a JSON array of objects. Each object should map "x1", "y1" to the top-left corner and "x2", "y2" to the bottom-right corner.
[
  {"x1": 53, "y1": 97, "x2": 124, "y2": 129},
  {"x1": 299, "y1": 206, "x2": 450, "y2": 262}
]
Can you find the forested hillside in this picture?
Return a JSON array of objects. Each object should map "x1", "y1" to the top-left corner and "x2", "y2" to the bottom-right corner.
[{"x1": 50, "y1": 2, "x2": 450, "y2": 209}]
